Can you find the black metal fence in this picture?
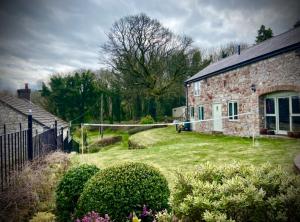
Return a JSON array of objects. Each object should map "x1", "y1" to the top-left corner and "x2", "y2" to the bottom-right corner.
[{"x1": 0, "y1": 113, "x2": 67, "y2": 191}]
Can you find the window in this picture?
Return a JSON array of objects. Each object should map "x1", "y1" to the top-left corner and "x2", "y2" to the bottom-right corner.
[
  {"x1": 198, "y1": 106, "x2": 204, "y2": 120},
  {"x1": 194, "y1": 81, "x2": 201, "y2": 96},
  {"x1": 190, "y1": 106, "x2": 194, "y2": 118},
  {"x1": 228, "y1": 101, "x2": 238, "y2": 120}
]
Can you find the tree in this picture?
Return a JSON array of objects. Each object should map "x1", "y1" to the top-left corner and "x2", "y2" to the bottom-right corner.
[
  {"x1": 209, "y1": 42, "x2": 249, "y2": 62},
  {"x1": 41, "y1": 70, "x2": 99, "y2": 123},
  {"x1": 189, "y1": 49, "x2": 211, "y2": 76},
  {"x1": 102, "y1": 13, "x2": 192, "y2": 119},
  {"x1": 255, "y1": 25, "x2": 273, "y2": 43}
]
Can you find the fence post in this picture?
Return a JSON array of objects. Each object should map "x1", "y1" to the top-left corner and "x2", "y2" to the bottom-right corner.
[
  {"x1": 19, "y1": 123, "x2": 21, "y2": 168},
  {"x1": 3, "y1": 124, "x2": 6, "y2": 189},
  {"x1": 54, "y1": 120, "x2": 57, "y2": 149},
  {"x1": 28, "y1": 110, "x2": 33, "y2": 160},
  {"x1": 61, "y1": 127, "x2": 64, "y2": 151}
]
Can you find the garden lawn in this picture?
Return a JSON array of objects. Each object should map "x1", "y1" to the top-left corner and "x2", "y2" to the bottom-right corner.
[{"x1": 72, "y1": 126, "x2": 300, "y2": 187}]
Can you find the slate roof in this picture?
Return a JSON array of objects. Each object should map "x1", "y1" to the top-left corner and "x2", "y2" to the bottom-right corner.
[
  {"x1": 0, "y1": 94, "x2": 68, "y2": 129},
  {"x1": 185, "y1": 26, "x2": 300, "y2": 83}
]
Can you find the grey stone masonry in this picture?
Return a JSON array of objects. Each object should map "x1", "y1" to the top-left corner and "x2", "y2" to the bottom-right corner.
[{"x1": 0, "y1": 101, "x2": 43, "y2": 135}]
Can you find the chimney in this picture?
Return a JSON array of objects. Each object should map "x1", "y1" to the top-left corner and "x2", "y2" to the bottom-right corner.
[
  {"x1": 17, "y1": 83, "x2": 31, "y2": 101},
  {"x1": 238, "y1": 45, "x2": 241, "y2": 55}
]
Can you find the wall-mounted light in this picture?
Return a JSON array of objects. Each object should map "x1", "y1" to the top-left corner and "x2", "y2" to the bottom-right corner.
[
  {"x1": 251, "y1": 84, "x2": 256, "y2": 92},
  {"x1": 186, "y1": 83, "x2": 190, "y2": 87}
]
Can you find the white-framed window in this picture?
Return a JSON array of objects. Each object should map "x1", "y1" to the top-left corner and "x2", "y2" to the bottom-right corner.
[
  {"x1": 190, "y1": 106, "x2": 194, "y2": 118},
  {"x1": 198, "y1": 106, "x2": 204, "y2": 120},
  {"x1": 194, "y1": 81, "x2": 201, "y2": 96},
  {"x1": 228, "y1": 101, "x2": 238, "y2": 120}
]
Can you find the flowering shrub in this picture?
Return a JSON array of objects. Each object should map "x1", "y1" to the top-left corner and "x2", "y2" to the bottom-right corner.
[
  {"x1": 76, "y1": 211, "x2": 110, "y2": 222},
  {"x1": 55, "y1": 164, "x2": 100, "y2": 222},
  {"x1": 171, "y1": 162, "x2": 300, "y2": 221},
  {"x1": 128, "y1": 205, "x2": 154, "y2": 222},
  {"x1": 76, "y1": 162, "x2": 170, "y2": 221}
]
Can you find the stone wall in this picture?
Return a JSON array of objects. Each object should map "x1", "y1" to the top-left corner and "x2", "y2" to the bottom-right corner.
[
  {"x1": 188, "y1": 50, "x2": 300, "y2": 136},
  {"x1": 0, "y1": 101, "x2": 44, "y2": 135}
]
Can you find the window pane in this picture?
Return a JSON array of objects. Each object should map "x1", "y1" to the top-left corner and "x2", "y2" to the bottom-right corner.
[
  {"x1": 292, "y1": 96, "x2": 300, "y2": 114},
  {"x1": 234, "y1": 102, "x2": 238, "y2": 119},
  {"x1": 292, "y1": 116, "x2": 300, "y2": 131},
  {"x1": 201, "y1": 107, "x2": 204, "y2": 120},
  {"x1": 278, "y1": 97, "x2": 290, "y2": 131},
  {"x1": 198, "y1": 107, "x2": 202, "y2": 120},
  {"x1": 191, "y1": 107, "x2": 194, "y2": 118},
  {"x1": 266, "y1": 116, "x2": 276, "y2": 130},
  {"x1": 228, "y1": 102, "x2": 232, "y2": 119},
  {"x1": 266, "y1": 98, "x2": 275, "y2": 114}
]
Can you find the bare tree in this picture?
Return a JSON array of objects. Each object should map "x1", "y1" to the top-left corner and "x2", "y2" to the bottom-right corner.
[{"x1": 102, "y1": 13, "x2": 192, "y2": 118}]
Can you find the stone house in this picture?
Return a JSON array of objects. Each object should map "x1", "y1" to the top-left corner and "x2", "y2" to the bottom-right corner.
[
  {"x1": 185, "y1": 26, "x2": 300, "y2": 136},
  {"x1": 0, "y1": 84, "x2": 69, "y2": 138}
]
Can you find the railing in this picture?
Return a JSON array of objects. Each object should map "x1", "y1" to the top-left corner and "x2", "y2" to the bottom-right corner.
[{"x1": 0, "y1": 113, "x2": 66, "y2": 191}]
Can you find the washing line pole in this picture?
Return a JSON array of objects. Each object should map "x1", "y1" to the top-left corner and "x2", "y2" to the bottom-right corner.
[{"x1": 100, "y1": 93, "x2": 104, "y2": 139}]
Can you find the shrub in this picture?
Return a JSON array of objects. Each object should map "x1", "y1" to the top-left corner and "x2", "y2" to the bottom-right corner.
[
  {"x1": 56, "y1": 164, "x2": 100, "y2": 222},
  {"x1": 171, "y1": 162, "x2": 300, "y2": 222},
  {"x1": 0, "y1": 151, "x2": 70, "y2": 222},
  {"x1": 29, "y1": 212, "x2": 56, "y2": 222},
  {"x1": 155, "y1": 210, "x2": 173, "y2": 222},
  {"x1": 76, "y1": 162, "x2": 170, "y2": 221},
  {"x1": 89, "y1": 136, "x2": 123, "y2": 153},
  {"x1": 140, "y1": 115, "x2": 154, "y2": 124},
  {"x1": 128, "y1": 125, "x2": 166, "y2": 135},
  {"x1": 128, "y1": 138, "x2": 146, "y2": 149}
]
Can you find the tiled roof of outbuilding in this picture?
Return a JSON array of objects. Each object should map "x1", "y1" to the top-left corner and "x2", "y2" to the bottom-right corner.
[
  {"x1": 185, "y1": 26, "x2": 300, "y2": 83},
  {"x1": 0, "y1": 94, "x2": 68, "y2": 129}
]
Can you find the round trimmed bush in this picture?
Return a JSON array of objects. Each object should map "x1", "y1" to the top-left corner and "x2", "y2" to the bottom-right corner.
[
  {"x1": 55, "y1": 164, "x2": 100, "y2": 222},
  {"x1": 76, "y1": 162, "x2": 170, "y2": 221}
]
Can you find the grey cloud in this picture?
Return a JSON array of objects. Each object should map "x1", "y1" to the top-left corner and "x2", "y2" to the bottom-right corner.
[{"x1": 0, "y1": 0, "x2": 299, "y2": 91}]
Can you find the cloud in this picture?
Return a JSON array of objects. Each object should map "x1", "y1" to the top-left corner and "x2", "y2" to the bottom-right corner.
[{"x1": 0, "y1": 0, "x2": 299, "y2": 91}]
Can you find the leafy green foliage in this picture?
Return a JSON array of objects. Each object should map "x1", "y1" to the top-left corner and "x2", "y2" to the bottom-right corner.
[
  {"x1": 256, "y1": 25, "x2": 273, "y2": 43},
  {"x1": 140, "y1": 115, "x2": 155, "y2": 124},
  {"x1": 171, "y1": 162, "x2": 300, "y2": 222},
  {"x1": 155, "y1": 210, "x2": 173, "y2": 222},
  {"x1": 76, "y1": 162, "x2": 170, "y2": 221},
  {"x1": 55, "y1": 164, "x2": 100, "y2": 222},
  {"x1": 29, "y1": 212, "x2": 56, "y2": 222},
  {"x1": 41, "y1": 70, "x2": 99, "y2": 123}
]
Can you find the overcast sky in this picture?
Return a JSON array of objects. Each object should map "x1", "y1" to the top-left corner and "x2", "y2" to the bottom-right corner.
[{"x1": 0, "y1": 0, "x2": 299, "y2": 91}]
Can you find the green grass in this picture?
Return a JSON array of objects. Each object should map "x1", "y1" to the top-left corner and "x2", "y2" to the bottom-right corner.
[{"x1": 72, "y1": 126, "x2": 300, "y2": 187}]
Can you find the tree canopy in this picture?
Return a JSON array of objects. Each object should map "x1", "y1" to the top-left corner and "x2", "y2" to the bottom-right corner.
[
  {"x1": 102, "y1": 13, "x2": 209, "y2": 119},
  {"x1": 255, "y1": 25, "x2": 273, "y2": 43}
]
